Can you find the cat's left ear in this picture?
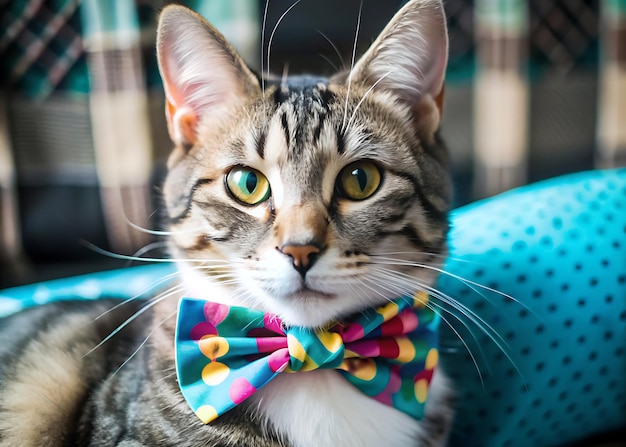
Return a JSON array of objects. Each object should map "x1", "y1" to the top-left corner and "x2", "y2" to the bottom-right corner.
[
  {"x1": 349, "y1": 0, "x2": 448, "y2": 136},
  {"x1": 156, "y1": 5, "x2": 260, "y2": 149}
]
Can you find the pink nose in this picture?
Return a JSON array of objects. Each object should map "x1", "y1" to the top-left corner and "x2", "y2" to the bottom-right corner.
[{"x1": 279, "y1": 244, "x2": 321, "y2": 276}]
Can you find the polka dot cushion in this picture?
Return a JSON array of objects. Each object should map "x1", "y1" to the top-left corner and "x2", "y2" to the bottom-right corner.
[
  {"x1": 438, "y1": 168, "x2": 626, "y2": 446},
  {"x1": 1, "y1": 169, "x2": 624, "y2": 446}
]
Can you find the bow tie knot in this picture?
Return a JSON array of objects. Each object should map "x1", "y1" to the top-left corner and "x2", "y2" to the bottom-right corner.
[{"x1": 175, "y1": 294, "x2": 439, "y2": 424}]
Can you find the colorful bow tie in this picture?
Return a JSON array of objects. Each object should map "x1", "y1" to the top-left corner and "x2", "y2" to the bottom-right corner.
[{"x1": 175, "y1": 292, "x2": 439, "y2": 424}]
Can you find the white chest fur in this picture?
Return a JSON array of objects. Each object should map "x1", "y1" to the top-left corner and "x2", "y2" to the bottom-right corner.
[{"x1": 252, "y1": 370, "x2": 448, "y2": 447}]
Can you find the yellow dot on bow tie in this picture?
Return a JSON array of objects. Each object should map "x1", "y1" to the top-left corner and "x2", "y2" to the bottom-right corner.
[
  {"x1": 376, "y1": 301, "x2": 399, "y2": 321},
  {"x1": 199, "y1": 335, "x2": 229, "y2": 360},
  {"x1": 413, "y1": 291, "x2": 429, "y2": 308},
  {"x1": 202, "y1": 362, "x2": 230, "y2": 386},
  {"x1": 425, "y1": 348, "x2": 438, "y2": 370},
  {"x1": 396, "y1": 337, "x2": 416, "y2": 362},
  {"x1": 287, "y1": 334, "x2": 306, "y2": 362},
  {"x1": 415, "y1": 378, "x2": 429, "y2": 403},
  {"x1": 317, "y1": 331, "x2": 343, "y2": 354},
  {"x1": 340, "y1": 358, "x2": 377, "y2": 381},
  {"x1": 196, "y1": 405, "x2": 218, "y2": 424}
]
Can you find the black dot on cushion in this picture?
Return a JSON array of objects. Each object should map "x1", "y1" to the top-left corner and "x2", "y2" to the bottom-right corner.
[
  {"x1": 490, "y1": 426, "x2": 500, "y2": 435},
  {"x1": 563, "y1": 318, "x2": 573, "y2": 328},
  {"x1": 604, "y1": 331, "x2": 614, "y2": 340},
  {"x1": 505, "y1": 405, "x2": 516, "y2": 415},
  {"x1": 613, "y1": 240, "x2": 622, "y2": 249},
  {"x1": 601, "y1": 259, "x2": 610, "y2": 268},
  {"x1": 615, "y1": 347, "x2": 624, "y2": 357},
  {"x1": 517, "y1": 418, "x2": 528, "y2": 428},
  {"x1": 532, "y1": 289, "x2": 543, "y2": 298},
  {"x1": 540, "y1": 236, "x2": 553, "y2": 247},
  {"x1": 573, "y1": 413, "x2": 585, "y2": 423},
  {"x1": 477, "y1": 408, "x2": 488, "y2": 418},
  {"x1": 592, "y1": 397, "x2": 602, "y2": 408},
  {"x1": 474, "y1": 268, "x2": 484, "y2": 278},
  {"x1": 562, "y1": 356, "x2": 572, "y2": 365},
  {"x1": 618, "y1": 275, "x2": 626, "y2": 285},
  {"x1": 502, "y1": 261, "x2": 512, "y2": 270},
  {"x1": 550, "y1": 421, "x2": 561, "y2": 431},
  {"x1": 513, "y1": 241, "x2": 527, "y2": 252},
  {"x1": 577, "y1": 335, "x2": 586, "y2": 344},
  {"x1": 548, "y1": 303, "x2": 558, "y2": 313},
  {"x1": 558, "y1": 391, "x2": 569, "y2": 401},
  {"x1": 518, "y1": 309, "x2": 529, "y2": 318},
  {"x1": 599, "y1": 366, "x2": 609, "y2": 376},
  {"x1": 529, "y1": 255, "x2": 538, "y2": 264},
  {"x1": 550, "y1": 340, "x2": 559, "y2": 349},
  {"x1": 609, "y1": 380, "x2": 619, "y2": 390},
  {"x1": 560, "y1": 283, "x2": 570, "y2": 293},
  {"x1": 552, "y1": 217, "x2": 563, "y2": 229},
  {"x1": 605, "y1": 294, "x2": 614, "y2": 304},
  {"x1": 505, "y1": 331, "x2": 516, "y2": 341},
  {"x1": 548, "y1": 377, "x2": 558, "y2": 388},
  {"x1": 589, "y1": 277, "x2": 599, "y2": 287},
  {"x1": 535, "y1": 362, "x2": 545, "y2": 372},
  {"x1": 558, "y1": 248, "x2": 567, "y2": 257},
  {"x1": 590, "y1": 314, "x2": 600, "y2": 324},
  {"x1": 597, "y1": 227, "x2": 606, "y2": 236},
  {"x1": 620, "y1": 311, "x2": 626, "y2": 322},
  {"x1": 516, "y1": 274, "x2": 527, "y2": 284},
  {"x1": 544, "y1": 410, "x2": 553, "y2": 419},
  {"x1": 526, "y1": 429, "x2": 537, "y2": 438},
  {"x1": 545, "y1": 268, "x2": 554, "y2": 278},
  {"x1": 588, "y1": 351, "x2": 598, "y2": 361},
  {"x1": 577, "y1": 298, "x2": 586, "y2": 307},
  {"x1": 582, "y1": 383, "x2": 593, "y2": 393},
  {"x1": 574, "y1": 263, "x2": 582, "y2": 271},
  {"x1": 521, "y1": 346, "x2": 531, "y2": 356},
  {"x1": 572, "y1": 371, "x2": 582, "y2": 381},
  {"x1": 535, "y1": 324, "x2": 545, "y2": 334},
  {"x1": 585, "y1": 243, "x2": 594, "y2": 253}
]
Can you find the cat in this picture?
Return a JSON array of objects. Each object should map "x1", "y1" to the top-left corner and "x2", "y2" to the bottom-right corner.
[{"x1": 0, "y1": 0, "x2": 454, "y2": 445}]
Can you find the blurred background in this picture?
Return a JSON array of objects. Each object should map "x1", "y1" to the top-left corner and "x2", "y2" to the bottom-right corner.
[{"x1": 0, "y1": 0, "x2": 624, "y2": 288}]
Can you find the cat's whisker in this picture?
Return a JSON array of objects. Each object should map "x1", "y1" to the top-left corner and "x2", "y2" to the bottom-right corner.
[
  {"x1": 345, "y1": 71, "x2": 392, "y2": 131},
  {"x1": 131, "y1": 241, "x2": 169, "y2": 261},
  {"x1": 317, "y1": 53, "x2": 339, "y2": 73},
  {"x1": 266, "y1": 0, "x2": 302, "y2": 82},
  {"x1": 367, "y1": 266, "x2": 526, "y2": 383},
  {"x1": 369, "y1": 266, "x2": 511, "y2": 348},
  {"x1": 363, "y1": 271, "x2": 491, "y2": 382},
  {"x1": 260, "y1": 0, "x2": 270, "y2": 122},
  {"x1": 93, "y1": 270, "x2": 182, "y2": 321},
  {"x1": 316, "y1": 30, "x2": 346, "y2": 70},
  {"x1": 341, "y1": 0, "x2": 363, "y2": 131},
  {"x1": 84, "y1": 284, "x2": 185, "y2": 357},
  {"x1": 110, "y1": 310, "x2": 177, "y2": 377}
]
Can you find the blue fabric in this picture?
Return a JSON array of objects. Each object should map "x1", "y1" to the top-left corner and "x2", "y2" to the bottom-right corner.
[
  {"x1": 439, "y1": 168, "x2": 626, "y2": 446},
  {"x1": 1, "y1": 169, "x2": 625, "y2": 446}
]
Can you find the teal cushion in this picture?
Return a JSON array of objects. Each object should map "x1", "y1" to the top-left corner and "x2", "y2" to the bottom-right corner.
[
  {"x1": 1, "y1": 169, "x2": 625, "y2": 446},
  {"x1": 439, "y1": 169, "x2": 626, "y2": 446}
]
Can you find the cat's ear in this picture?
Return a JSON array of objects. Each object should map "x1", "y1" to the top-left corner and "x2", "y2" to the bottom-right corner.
[
  {"x1": 156, "y1": 5, "x2": 260, "y2": 148},
  {"x1": 349, "y1": 0, "x2": 448, "y2": 135}
]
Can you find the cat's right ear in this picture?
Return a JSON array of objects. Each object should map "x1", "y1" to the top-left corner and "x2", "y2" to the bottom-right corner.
[{"x1": 156, "y1": 5, "x2": 260, "y2": 149}]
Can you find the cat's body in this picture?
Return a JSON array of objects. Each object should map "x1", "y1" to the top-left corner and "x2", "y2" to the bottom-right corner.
[{"x1": 0, "y1": 1, "x2": 455, "y2": 445}]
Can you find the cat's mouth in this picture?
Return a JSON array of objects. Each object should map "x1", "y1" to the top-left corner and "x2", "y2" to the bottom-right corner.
[{"x1": 290, "y1": 286, "x2": 335, "y2": 300}]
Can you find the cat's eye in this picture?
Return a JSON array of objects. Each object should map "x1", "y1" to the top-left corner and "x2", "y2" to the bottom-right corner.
[
  {"x1": 337, "y1": 161, "x2": 382, "y2": 201},
  {"x1": 225, "y1": 166, "x2": 271, "y2": 205}
]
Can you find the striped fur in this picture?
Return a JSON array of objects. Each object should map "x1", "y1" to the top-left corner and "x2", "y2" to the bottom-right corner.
[{"x1": 0, "y1": 1, "x2": 454, "y2": 445}]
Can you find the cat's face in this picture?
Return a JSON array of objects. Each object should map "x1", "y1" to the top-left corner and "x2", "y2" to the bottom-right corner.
[{"x1": 157, "y1": 0, "x2": 451, "y2": 328}]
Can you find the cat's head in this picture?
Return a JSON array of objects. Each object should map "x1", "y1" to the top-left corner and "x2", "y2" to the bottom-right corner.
[{"x1": 156, "y1": 0, "x2": 451, "y2": 328}]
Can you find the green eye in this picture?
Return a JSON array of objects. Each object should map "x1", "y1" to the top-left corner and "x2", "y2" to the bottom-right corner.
[
  {"x1": 225, "y1": 166, "x2": 271, "y2": 205},
  {"x1": 338, "y1": 161, "x2": 382, "y2": 200}
]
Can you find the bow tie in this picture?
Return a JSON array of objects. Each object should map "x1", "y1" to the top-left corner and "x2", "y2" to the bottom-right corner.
[{"x1": 175, "y1": 292, "x2": 439, "y2": 424}]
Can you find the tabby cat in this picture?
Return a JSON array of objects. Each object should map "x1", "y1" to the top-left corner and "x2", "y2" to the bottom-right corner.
[{"x1": 0, "y1": 1, "x2": 454, "y2": 445}]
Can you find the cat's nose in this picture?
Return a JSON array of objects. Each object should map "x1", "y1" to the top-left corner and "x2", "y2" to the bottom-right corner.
[{"x1": 279, "y1": 244, "x2": 320, "y2": 277}]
